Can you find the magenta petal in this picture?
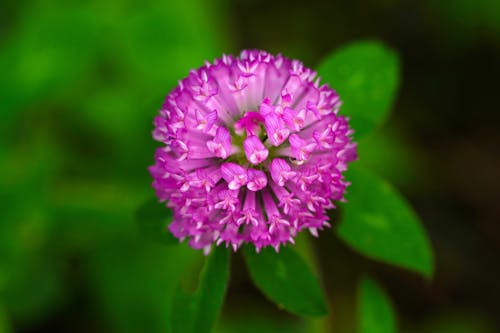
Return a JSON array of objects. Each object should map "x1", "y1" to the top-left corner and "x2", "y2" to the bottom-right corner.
[
  {"x1": 243, "y1": 136, "x2": 269, "y2": 165},
  {"x1": 221, "y1": 162, "x2": 248, "y2": 190},
  {"x1": 264, "y1": 112, "x2": 290, "y2": 146},
  {"x1": 206, "y1": 126, "x2": 232, "y2": 158},
  {"x1": 289, "y1": 134, "x2": 316, "y2": 161},
  {"x1": 270, "y1": 158, "x2": 296, "y2": 186},
  {"x1": 247, "y1": 169, "x2": 268, "y2": 191}
]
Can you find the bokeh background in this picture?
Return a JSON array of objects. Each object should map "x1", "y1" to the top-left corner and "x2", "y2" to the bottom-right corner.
[{"x1": 1, "y1": 0, "x2": 499, "y2": 332}]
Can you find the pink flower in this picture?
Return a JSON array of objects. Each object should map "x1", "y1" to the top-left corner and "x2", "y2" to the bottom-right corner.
[{"x1": 149, "y1": 50, "x2": 357, "y2": 254}]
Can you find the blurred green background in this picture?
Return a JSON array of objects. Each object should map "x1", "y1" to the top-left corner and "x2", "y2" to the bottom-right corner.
[{"x1": 1, "y1": 0, "x2": 499, "y2": 332}]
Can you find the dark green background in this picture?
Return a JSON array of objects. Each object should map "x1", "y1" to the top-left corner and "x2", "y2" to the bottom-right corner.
[{"x1": 1, "y1": 0, "x2": 499, "y2": 332}]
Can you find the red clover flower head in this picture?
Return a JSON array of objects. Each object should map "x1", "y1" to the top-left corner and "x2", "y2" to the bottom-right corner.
[{"x1": 149, "y1": 50, "x2": 357, "y2": 254}]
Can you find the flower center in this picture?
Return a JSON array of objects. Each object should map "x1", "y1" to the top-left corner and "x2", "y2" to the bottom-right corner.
[{"x1": 234, "y1": 111, "x2": 264, "y2": 136}]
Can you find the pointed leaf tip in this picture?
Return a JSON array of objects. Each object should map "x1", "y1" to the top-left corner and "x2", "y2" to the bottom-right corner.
[
  {"x1": 338, "y1": 165, "x2": 435, "y2": 278},
  {"x1": 317, "y1": 40, "x2": 400, "y2": 138},
  {"x1": 358, "y1": 276, "x2": 397, "y2": 333},
  {"x1": 172, "y1": 246, "x2": 230, "y2": 333}
]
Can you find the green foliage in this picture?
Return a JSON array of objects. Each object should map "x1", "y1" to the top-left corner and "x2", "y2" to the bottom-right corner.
[
  {"x1": 418, "y1": 312, "x2": 496, "y2": 333},
  {"x1": 88, "y1": 241, "x2": 199, "y2": 333},
  {"x1": 355, "y1": 129, "x2": 425, "y2": 190},
  {"x1": 358, "y1": 276, "x2": 396, "y2": 333},
  {"x1": 338, "y1": 165, "x2": 434, "y2": 278},
  {"x1": 0, "y1": 0, "x2": 465, "y2": 330},
  {"x1": 192, "y1": 247, "x2": 230, "y2": 333},
  {"x1": 0, "y1": 306, "x2": 12, "y2": 333},
  {"x1": 0, "y1": 136, "x2": 66, "y2": 324},
  {"x1": 1, "y1": 258, "x2": 65, "y2": 323},
  {"x1": 431, "y1": 0, "x2": 500, "y2": 36},
  {"x1": 243, "y1": 246, "x2": 327, "y2": 317},
  {"x1": 317, "y1": 41, "x2": 399, "y2": 138},
  {"x1": 135, "y1": 198, "x2": 177, "y2": 245},
  {"x1": 172, "y1": 246, "x2": 230, "y2": 333},
  {"x1": 0, "y1": 0, "x2": 229, "y2": 330},
  {"x1": 0, "y1": 2, "x2": 100, "y2": 131},
  {"x1": 171, "y1": 290, "x2": 196, "y2": 333},
  {"x1": 119, "y1": 1, "x2": 226, "y2": 86},
  {"x1": 216, "y1": 314, "x2": 305, "y2": 333}
]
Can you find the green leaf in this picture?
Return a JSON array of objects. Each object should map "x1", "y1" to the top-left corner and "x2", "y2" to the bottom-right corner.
[
  {"x1": 134, "y1": 198, "x2": 177, "y2": 245},
  {"x1": 317, "y1": 40, "x2": 400, "y2": 138},
  {"x1": 358, "y1": 276, "x2": 397, "y2": 333},
  {"x1": 192, "y1": 246, "x2": 230, "y2": 333},
  {"x1": 172, "y1": 246, "x2": 230, "y2": 333},
  {"x1": 338, "y1": 165, "x2": 434, "y2": 278},
  {"x1": 243, "y1": 246, "x2": 327, "y2": 317}
]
